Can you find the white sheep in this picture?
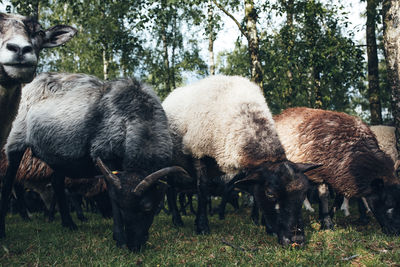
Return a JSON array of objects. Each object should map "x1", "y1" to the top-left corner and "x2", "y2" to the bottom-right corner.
[{"x1": 163, "y1": 75, "x2": 319, "y2": 246}]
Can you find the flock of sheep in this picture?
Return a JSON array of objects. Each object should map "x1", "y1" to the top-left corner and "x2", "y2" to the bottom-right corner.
[{"x1": 0, "y1": 13, "x2": 399, "y2": 252}]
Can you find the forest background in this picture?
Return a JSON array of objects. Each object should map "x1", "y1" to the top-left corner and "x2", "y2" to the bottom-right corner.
[{"x1": 0, "y1": 0, "x2": 397, "y2": 127}]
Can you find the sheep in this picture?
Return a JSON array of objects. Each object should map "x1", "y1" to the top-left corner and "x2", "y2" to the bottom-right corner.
[
  {"x1": 274, "y1": 107, "x2": 400, "y2": 234},
  {"x1": 335, "y1": 125, "x2": 398, "y2": 220},
  {"x1": 0, "y1": 148, "x2": 109, "y2": 221},
  {"x1": 162, "y1": 75, "x2": 320, "y2": 246},
  {"x1": 0, "y1": 13, "x2": 77, "y2": 148},
  {"x1": 0, "y1": 72, "x2": 189, "y2": 251}
]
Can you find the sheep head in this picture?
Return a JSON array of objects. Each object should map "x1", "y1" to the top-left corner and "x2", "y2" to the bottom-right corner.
[
  {"x1": 96, "y1": 158, "x2": 189, "y2": 251},
  {"x1": 365, "y1": 179, "x2": 400, "y2": 235},
  {"x1": 235, "y1": 160, "x2": 321, "y2": 246}
]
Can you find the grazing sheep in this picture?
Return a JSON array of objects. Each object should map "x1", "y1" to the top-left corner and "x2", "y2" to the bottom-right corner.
[
  {"x1": 274, "y1": 107, "x2": 400, "y2": 234},
  {"x1": 162, "y1": 75, "x2": 320, "y2": 246},
  {"x1": 336, "y1": 125, "x2": 398, "y2": 220},
  {"x1": 0, "y1": 148, "x2": 109, "y2": 221},
  {"x1": 0, "y1": 148, "x2": 54, "y2": 219},
  {"x1": 0, "y1": 72, "x2": 189, "y2": 251},
  {"x1": 0, "y1": 13, "x2": 76, "y2": 148}
]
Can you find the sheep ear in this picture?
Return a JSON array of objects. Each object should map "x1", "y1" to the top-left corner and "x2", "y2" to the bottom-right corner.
[
  {"x1": 42, "y1": 25, "x2": 77, "y2": 48},
  {"x1": 234, "y1": 172, "x2": 262, "y2": 189},
  {"x1": 294, "y1": 163, "x2": 322, "y2": 173}
]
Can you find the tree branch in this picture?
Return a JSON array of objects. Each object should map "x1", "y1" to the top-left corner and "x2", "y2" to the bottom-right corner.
[{"x1": 212, "y1": 0, "x2": 247, "y2": 38}]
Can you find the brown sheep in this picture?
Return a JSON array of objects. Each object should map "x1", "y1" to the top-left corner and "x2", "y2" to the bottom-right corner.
[
  {"x1": 274, "y1": 107, "x2": 400, "y2": 234},
  {"x1": 0, "y1": 148, "x2": 108, "y2": 220}
]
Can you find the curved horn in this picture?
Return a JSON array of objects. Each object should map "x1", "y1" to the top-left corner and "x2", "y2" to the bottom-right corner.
[
  {"x1": 132, "y1": 166, "x2": 190, "y2": 196},
  {"x1": 95, "y1": 158, "x2": 122, "y2": 190}
]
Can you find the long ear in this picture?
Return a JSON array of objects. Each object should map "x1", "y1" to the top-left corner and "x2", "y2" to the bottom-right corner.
[
  {"x1": 132, "y1": 166, "x2": 190, "y2": 196},
  {"x1": 294, "y1": 163, "x2": 323, "y2": 173},
  {"x1": 95, "y1": 158, "x2": 122, "y2": 190},
  {"x1": 42, "y1": 25, "x2": 77, "y2": 48}
]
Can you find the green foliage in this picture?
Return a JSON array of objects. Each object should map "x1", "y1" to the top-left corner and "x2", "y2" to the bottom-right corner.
[{"x1": 217, "y1": 0, "x2": 365, "y2": 115}]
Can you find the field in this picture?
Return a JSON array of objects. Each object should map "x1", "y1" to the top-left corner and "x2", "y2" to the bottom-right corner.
[{"x1": 1, "y1": 199, "x2": 400, "y2": 266}]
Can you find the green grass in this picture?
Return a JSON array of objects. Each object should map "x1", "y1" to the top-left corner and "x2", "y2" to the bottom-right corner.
[{"x1": 1, "y1": 201, "x2": 400, "y2": 266}]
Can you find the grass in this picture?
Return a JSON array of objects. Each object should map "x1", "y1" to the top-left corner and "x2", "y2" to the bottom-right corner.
[{"x1": 1, "y1": 200, "x2": 400, "y2": 266}]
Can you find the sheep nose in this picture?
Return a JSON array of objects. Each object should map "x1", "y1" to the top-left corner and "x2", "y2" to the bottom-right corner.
[{"x1": 6, "y1": 43, "x2": 33, "y2": 55}]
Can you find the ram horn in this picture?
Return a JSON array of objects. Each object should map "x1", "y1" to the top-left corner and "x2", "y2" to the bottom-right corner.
[
  {"x1": 95, "y1": 158, "x2": 122, "y2": 190},
  {"x1": 132, "y1": 166, "x2": 191, "y2": 196}
]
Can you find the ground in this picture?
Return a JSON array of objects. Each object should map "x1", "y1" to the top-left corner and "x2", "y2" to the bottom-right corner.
[{"x1": 1, "y1": 198, "x2": 400, "y2": 266}]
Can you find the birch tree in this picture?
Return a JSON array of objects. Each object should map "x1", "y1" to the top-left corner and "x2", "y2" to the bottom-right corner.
[{"x1": 382, "y1": 0, "x2": 400, "y2": 170}]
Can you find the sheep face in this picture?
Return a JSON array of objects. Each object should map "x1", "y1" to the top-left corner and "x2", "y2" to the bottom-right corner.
[
  {"x1": 107, "y1": 173, "x2": 167, "y2": 251},
  {"x1": 0, "y1": 13, "x2": 76, "y2": 84},
  {"x1": 366, "y1": 180, "x2": 400, "y2": 235},
  {"x1": 237, "y1": 161, "x2": 319, "y2": 246},
  {"x1": 96, "y1": 159, "x2": 189, "y2": 251}
]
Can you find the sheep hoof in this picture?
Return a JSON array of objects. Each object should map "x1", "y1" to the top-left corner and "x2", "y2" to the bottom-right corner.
[
  {"x1": 195, "y1": 215, "x2": 210, "y2": 234},
  {"x1": 196, "y1": 227, "x2": 210, "y2": 235},
  {"x1": 321, "y1": 218, "x2": 334, "y2": 230}
]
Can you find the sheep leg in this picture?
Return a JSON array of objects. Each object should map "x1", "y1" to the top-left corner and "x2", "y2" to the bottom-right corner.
[
  {"x1": 339, "y1": 197, "x2": 350, "y2": 217},
  {"x1": 330, "y1": 194, "x2": 346, "y2": 217},
  {"x1": 106, "y1": 186, "x2": 126, "y2": 247},
  {"x1": 303, "y1": 197, "x2": 315, "y2": 212},
  {"x1": 188, "y1": 193, "x2": 196, "y2": 214},
  {"x1": 178, "y1": 193, "x2": 187, "y2": 215},
  {"x1": 230, "y1": 191, "x2": 239, "y2": 211},
  {"x1": 218, "y1": 183, "x2": 234, "y2": 220},
  {"x1": 208, "y1": 196, "x2": 213, "y2": 216},
  {"x1": 47, "y1": 191, "x2": 57, "y2": 222},
  {"x1": 166, "y1": 186, "x2": 184, "y2": 227},
  {"x1": 51, "y1": 173, "x2": 77, "y2": 230},
  {"x1": 66, "y1": 190, "x2": 87, "y2": 222},
  {"x1": 194, "y1": 159, "x2": 210, "y2": 234},
  {"x1": 0, "y1": 150, "x2": 24, "y2": 238},
  {"x1": 251, "y1": 197, "x2": 260, "y2": 226},
  {"x1": 355, "y1": 198, "x2": 370, "y2": 225},
  {"x1": 318, "y1": 183, "x2": 334, "y2": 229},
  {"x1": 13, "y1": 183, "x2": 31, "y2": 221}
]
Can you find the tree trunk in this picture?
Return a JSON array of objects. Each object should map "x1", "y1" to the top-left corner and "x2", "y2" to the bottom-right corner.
[
  {"x1": 161, "y1": 0, "x2": 171, "y2": 94},
  {"x1": 366, "y1": 0, "x2": 382, "y2": 125},
  {"x1": 382, "y1": 0, "x2": 400, "y2": 170},
  {"x1": 313, "y1": 65, "x2": 323, "y2": 108},
  {"x1": 282, "y1": 0, "x2": 295, "y2": 107},
  {"x1": 171, "y1": 13, "x2": 177, "y2": 89},
  {"x1": 102, "y1": 48, "x2": 109, "y2": 80},
  {"x1": 244, "y1": 0, "x2": 263, "y2": 89},
  {"x1": 208, "y1": 0, "x2": 215, "y2": 75}
]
